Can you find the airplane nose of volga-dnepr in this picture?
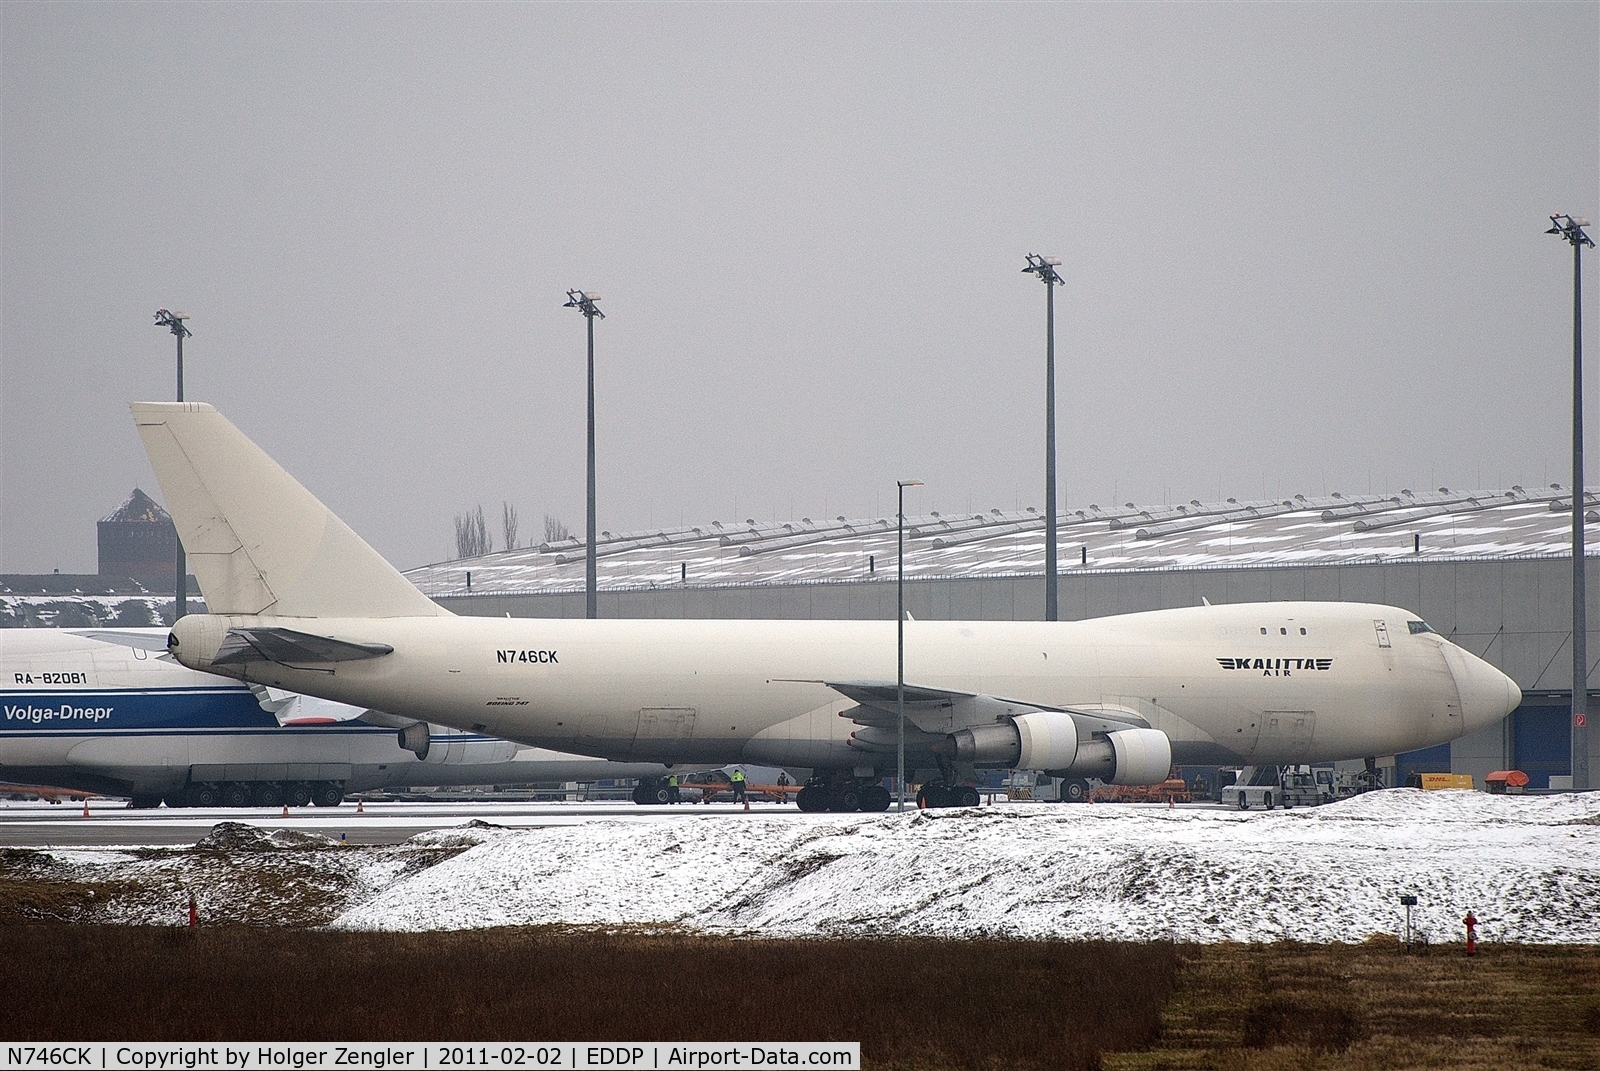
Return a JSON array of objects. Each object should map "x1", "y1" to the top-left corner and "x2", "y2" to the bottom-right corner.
[{"x1": 1445, "y1": 645, "x2": 1522, "y2": 733}]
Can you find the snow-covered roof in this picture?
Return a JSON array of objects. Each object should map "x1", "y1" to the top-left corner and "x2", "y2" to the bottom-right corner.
[
  {"x1": 404, "y1": 486, "x2": 1600, "y2": 598},
  {"x1": 99, "y1": 488, "x2": 171, "y2": 525}
]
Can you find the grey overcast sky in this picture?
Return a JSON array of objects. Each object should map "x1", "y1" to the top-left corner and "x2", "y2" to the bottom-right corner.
[{"x1": 3, "y1": 2, "x2": 1596, "y2": 573}]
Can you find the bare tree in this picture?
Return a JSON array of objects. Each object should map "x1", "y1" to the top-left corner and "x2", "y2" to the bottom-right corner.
[
  {"x1": 454, "y1": 505, "x2": 492, "y2": 558},
  {"x1": 502, "y1": 502, "x2": 519, "y2": 551},
  {"x1": 543, "y1": 514, "x2": 571, "y2": 544}
]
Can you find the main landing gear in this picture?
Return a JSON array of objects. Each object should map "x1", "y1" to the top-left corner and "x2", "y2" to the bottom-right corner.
[
  {"x1": 915, "y1": 783, "x2": 981, "y2": 808},
  {"x1": 795, "y1": 776, "x2": 892, "y2": 813}
]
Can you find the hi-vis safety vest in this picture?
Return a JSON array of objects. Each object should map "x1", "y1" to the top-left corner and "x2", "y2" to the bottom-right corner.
[{"x1": 731, "y1": 770, "x2": 745, "y2": 782}]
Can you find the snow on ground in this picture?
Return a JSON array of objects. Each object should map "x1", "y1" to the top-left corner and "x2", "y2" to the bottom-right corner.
[
  {"x1": 8, "y1": 792, "x2": 1595, "y2": 941},
  {"x1": 330, "y1": 791, "x2": 1600, "y2": 944}
]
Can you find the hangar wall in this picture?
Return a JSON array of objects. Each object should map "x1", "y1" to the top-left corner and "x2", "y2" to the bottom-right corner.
[{"x1": 434, "y1": 554, "x2": 1592, "y2": 787}]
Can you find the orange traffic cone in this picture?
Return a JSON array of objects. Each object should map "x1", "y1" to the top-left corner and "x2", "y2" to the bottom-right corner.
[
  {"x1": 356, "y1": 797, "x2": 365, "y2": 813},
  {"x1": 81, "y1": 798, "x2": 90, "y2": 818},
  {"x1": 281, "y1": 804, "x2": 289, "y2": 818}
]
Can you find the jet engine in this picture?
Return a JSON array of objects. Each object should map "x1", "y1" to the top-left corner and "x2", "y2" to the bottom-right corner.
[
  {"x1": 945, "y1": 713, "x2": 1171, "y2": 785},
  {"x1": 396, "y1": 720, "x2": 431, "y2": 760}
]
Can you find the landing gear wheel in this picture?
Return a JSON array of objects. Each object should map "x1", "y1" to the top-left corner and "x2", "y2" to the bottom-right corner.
[
  {"x1": 285, "y1": 782, "x2": 314, "y2": 808},
  {"x1": 253, "y1": 782, "x2": 284, "y2": 808},
  {"x1": 917, "y1": 784, "x2": 952, "y2": 808},
  {"x1": 128, "y1": 795, "x2": 161, "y2": 810},
  {"x1": 860, "y1": 785, "x2": 892, "y2": 812},
  {"x1": 222, "y1": 783, "x2": 252, "y2": 807},
  {"x1": 796, "y1": 785, "x2": 826, "y2": 812},
  {"x1": 1062, "y1": 778, "x2": 1090, "y2": 803},
  {"x1": 312, "y1": 783, "x2": 344, "y2": 807},
  {"x1": 163, "y1": 793, "x2": 188, "y2": 809},
  {"x1": 830, "y1": 788, "x2": 861, "y2": 813},
  {"x1": 955, "y1": 786, "x2": 981, "y2": 808},
  {"x1": 1261, "y1": 791, "x2": 1274, "y2": 810},
  {"x1": 185, "y1": 783, "x2": 220, "y2": 808}
]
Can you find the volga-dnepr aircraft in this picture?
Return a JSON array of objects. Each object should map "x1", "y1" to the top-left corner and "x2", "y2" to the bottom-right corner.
[
  {"x1": 135, "y1": 402, "x2": 1520, "y2": 811},
  {"x1": 1, "y1": 628, "x2": 688, "y2": 807}
]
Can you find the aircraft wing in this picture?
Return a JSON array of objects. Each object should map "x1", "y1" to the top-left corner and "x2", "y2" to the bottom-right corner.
[
  {"x1": 212, "y1": 626, "x2": 393, "y2": 666},
  {"x1": 818, "y1": 679, "x2": 1149, "y2": 736}
]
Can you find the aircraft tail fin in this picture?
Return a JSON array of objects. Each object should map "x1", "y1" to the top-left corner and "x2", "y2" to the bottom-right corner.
[{"x1": 131, "y1": 402, "x2": 449, "y2": 619}]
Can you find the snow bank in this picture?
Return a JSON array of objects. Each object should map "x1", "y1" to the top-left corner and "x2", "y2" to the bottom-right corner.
[{"x1": 331, "y1": 792, "x2": 1600, "y2": 944}]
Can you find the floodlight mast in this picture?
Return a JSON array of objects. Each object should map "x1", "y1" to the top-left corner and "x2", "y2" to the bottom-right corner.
[
  {"x1": 1548, "y1": 214, "x2": 1594, "y2": 790},
  {"x1": 896, "y1": 478, "x2": 923, "y2": 812},
  {"x1": 564, "y1": 290, "x2": 604, "y2": 619},
  {"x1": 153, "y1": 309, "x2": 192, "y2": 620},
  {"x1": 1023, "y1": 254, "x2": 1065, "y2": 621}
]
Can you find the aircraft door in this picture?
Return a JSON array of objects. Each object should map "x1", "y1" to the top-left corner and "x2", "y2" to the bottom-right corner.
[
  {"x1": 1255, "y1": 710, "x2": 1316, "y2": 762},
  {"x1": 627, "y1": 707, "x2": 697, "y2": 760}
]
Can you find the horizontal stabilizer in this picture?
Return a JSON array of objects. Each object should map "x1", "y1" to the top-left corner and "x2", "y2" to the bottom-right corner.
[
  {"x1": 69, "y1": 629, "x2": 172, "y2": 652},
  {"x1": 214, "y1": 626, "x2": 393, "y2": 666},
  {"x1": 247, "y1": 683, "x2": 372, "y2": 725}
]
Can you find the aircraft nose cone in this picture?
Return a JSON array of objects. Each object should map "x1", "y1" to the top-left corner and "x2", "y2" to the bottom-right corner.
[{"x1": 1449, "y1": 649, "x2": 1522, "y2": 732}]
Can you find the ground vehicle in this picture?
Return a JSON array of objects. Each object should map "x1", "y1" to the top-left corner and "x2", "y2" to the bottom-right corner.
[{"x1": 1221, "y1": 765, "x2": 1336, "y2": 810}]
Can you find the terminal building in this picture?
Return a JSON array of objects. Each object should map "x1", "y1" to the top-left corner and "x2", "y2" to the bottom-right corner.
[{"x1": 405, "y1": 485, "x2": 1597, "y2": 790}]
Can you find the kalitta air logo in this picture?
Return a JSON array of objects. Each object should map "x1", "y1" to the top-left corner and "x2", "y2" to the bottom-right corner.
[{"x1": 1217, "y1": 657, "x2": 1333, "y2": 677}]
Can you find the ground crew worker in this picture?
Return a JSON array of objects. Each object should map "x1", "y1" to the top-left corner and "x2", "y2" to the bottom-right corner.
[
  {"x1": 730, "y1": 767, "x2": 747, "y2": 804},
  {"x1": 667, "y1": 774, "x2": 680, "y2": 804}
]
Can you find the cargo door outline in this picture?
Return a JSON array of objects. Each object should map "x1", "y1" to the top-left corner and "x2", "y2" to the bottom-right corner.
[
  {"x1": 1255, "y1": 709, "x2": 1316, "y2": 761},
  {"x1": 628, "y1": 707, "x2": 698, "y2": 759}
]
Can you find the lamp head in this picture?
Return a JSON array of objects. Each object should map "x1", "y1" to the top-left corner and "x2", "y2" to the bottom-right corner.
[
  {"x1": 1548, "y1": 214, "x2": 1595, "y2": 248},
  {"x1": 1022, "y1": 253, "x2": 1064, "y2": 284},
  {"x1": 563, "y1": 289, "x2": 605, "y2": 318},
  {"x1": 153, "y1": 308, "x2": 192, "y2": 337}
]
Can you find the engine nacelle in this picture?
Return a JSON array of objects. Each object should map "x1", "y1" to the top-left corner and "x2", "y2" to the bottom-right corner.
[
  {"x1": 397, "y1": 721, "x2": 431, "y2": 760},
  {"x1": 1013, "y1": 710, "x2": 1080, "y2": 770},
  {"x1": 945, "y1": 710, "x2": 1081, "y2": 769},
  {"x1": 945, "y1": 715, "x2": 1170, "y2": 784},
  {"x1": 1105, "y1": 727, "x2": 1172, "y2": 785}
]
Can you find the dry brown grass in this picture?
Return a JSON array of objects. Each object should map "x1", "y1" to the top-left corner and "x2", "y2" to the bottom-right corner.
[
  {"x1": 1104, "y1": 940, "x2": 1600, "y2": 1071},
  {"x1": 0, "y1": 925, "x2": 1177, "y2": 1071}
]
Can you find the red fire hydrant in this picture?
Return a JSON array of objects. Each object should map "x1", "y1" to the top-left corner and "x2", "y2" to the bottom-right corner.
[{"x1": 1463, "y1": 911, "x2": 1477, "y2": 956}]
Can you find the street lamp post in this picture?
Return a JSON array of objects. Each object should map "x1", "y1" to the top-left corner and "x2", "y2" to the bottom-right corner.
[
  {"x1": 1023, "y1": 254, "x2": 1065, "y2": 621},
  {"x1": 1548, "y1": 214, "x2": 1594, "y2": 790},
  {"x1": 564, "y1": 290, "x2": 604, "y2": 620},
  {"x1": 896, "y1": 478, "x2": 922, "y2": 811},
  {"x1": 154, "y1": 309, "x2": 191, "y2": 620}
]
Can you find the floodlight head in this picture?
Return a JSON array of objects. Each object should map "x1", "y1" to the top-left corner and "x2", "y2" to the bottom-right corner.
[
  {"x1": 1548, "y1": 214, "x2": 1595, "y2": 248},
  {"x1": 563, "y1": 289, "x2": 605, "y2": 319},
  {"x1": 153, "y1": 308, "x2": 192, "y2": 337},
  {"x1": 1022, "y1": 252, "x2": 1064, "y2": 285},
  {"x1": 898, "y1": 478, "x2": 923, "y2": 489}
]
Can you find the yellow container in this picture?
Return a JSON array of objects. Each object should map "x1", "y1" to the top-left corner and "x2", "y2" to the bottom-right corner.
[{"x1": 1419, "y1": 773, "x2": 1475, "y2": 791}]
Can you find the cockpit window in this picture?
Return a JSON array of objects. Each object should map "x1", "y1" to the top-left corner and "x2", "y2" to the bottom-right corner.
[{"x1": 1407, "y1": 620, "x2": 1435, "y2": 635}]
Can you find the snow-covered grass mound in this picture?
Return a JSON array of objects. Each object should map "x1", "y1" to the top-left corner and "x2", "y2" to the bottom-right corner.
[{"x1": 331, "y1": 791, "x2": 1600, "y2": 943}]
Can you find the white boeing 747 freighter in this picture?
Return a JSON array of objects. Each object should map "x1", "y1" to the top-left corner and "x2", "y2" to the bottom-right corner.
[{"x1": 134, "y1": 402, "x2": 1520, "y2": 811}]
